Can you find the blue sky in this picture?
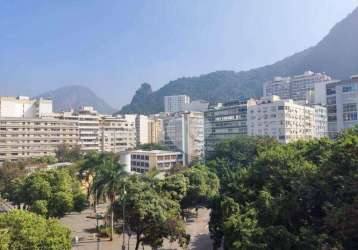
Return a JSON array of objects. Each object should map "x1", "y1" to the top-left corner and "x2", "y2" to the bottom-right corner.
[{"x1": 0, "y1": 0, "x2": 357, "y2": 108}]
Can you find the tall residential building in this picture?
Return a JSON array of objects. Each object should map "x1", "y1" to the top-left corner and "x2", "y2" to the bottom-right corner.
[
  {"x1": 119, "y1": 150, "x2": 183, "y2": 174},
  {"x1": 0, "y1": 117, "x2": 79, "y2": 164},
  {"x1": 263, "y1": 71, "x2": 332, "y2": 104},
  {"x1": 326, "y1": 76, "x2": 358, "y2": 138},
  {"x1": 148, "y1": 115, "x2": 164, "y2": 144},
  {"x1": 247, "y1": 96, "x2": 327, "y2": 143},
  {"x1": 123, "y1": 114, "x2": 149, "y2": 146},
  {"x1": 76, "y1": 106, "x2": 101, "y2": 152},
  {"x1": 204, "y1": 98, "x2": 248, "y2": 154},
  {"x1": 100, "y1": 116, "x2": 136, "y2": 153},
  {"x1": 0, "y1": 96, "x2": 53, "y2": 118},
  {"x1": 163, "y1": 111, "x2": 204, "y2": 165},
  {"x1": 164, "y1": 95, "x2": 191, "y2": 113}
]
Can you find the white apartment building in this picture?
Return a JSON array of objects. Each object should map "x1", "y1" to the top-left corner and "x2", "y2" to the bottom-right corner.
[
  {"x1": 163, "y1": 111, "x2": 204, "y2": 165},
  {"x1": 164, "y1": 95, "x2": 191, "y2": 113},
  {"x1": 0, "y1": 117, "x2": 79, "y2": 164},
  {"x1": 326, "y1": 76, "x2": 358, "y2": 138},
  {"x1": 247, "y1": 96, "x2": 327, "y2": 143},
  {"x1": 263, "y1": 71, "x2": 332, "y2": 104},
  {"x1": 123, "y1": 114, "x2": 149, "y2": 146},
  {"x1": 0, "y1": 96, "x2": 53, "y2": 118},
  {"x1": 119, "y1": 150, "x2": 183, "y2": 174},
  {"x1": 100, "y1": 116, "x2": 136, "y2": 153}
]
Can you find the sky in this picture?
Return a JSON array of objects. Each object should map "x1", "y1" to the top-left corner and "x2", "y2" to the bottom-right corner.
[{"x1": 0, "y1": 0, "x2": 358, "y2": 109}]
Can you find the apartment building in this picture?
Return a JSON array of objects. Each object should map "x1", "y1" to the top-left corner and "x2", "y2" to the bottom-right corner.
[
  {"x1": 164, "y1": 95, "x2": 191, "y2": 113},
  {"x1": 204, "y1": 98, "x2": 248, "y2": 154},
  {"x1": 119, "y1": 150, "x2": 183, "y2": 173},
  {"x1": 247, "y1": 96, "x2": 327, "y2": 143},
  {"x1": 263, "y1": 71, "x2": 332, "y2": 104},
  {"x1": 0, "y1": 96, "x2": 53, "y2": 118},
  {"x1": 148, "y1": 115, "x2": 164, "y2": 144},
  {"x1": 100, "y1": 116, "x2": 136, "y2": 153},
  {"x1": 326, "y1": 76, "x2": 358, "y2": 138},
  {"x1": 0, "y1": 117, "x2": 79, "y2": 164},
  {"x1": 163, "y1": 111, "x2": 204, "y2": 165}
]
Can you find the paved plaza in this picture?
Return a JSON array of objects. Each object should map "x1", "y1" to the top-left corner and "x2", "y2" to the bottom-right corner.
[{"x1": 61, "y1": 205, "x2": 213, "y2": 250}]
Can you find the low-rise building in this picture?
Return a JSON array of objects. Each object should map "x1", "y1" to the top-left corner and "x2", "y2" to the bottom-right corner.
[{"x1": 119, "y1": 150, "x2": 183, "y2": 174}]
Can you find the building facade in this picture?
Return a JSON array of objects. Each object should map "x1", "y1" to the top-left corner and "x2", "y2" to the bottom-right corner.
[
  {"x1": 148, "y1": 115, "x2": 164, "y2": 144},
  {"x1": 0, "y1": 117, "x2": 79, "y2": 164},
  {"x1": 0, "y1": 96, "x2": 53, "y2": 118},
  {"x1": 263, "y1": 71, "x2": 332, "y2": 104},
  {"x1": 119, "y1": 150, "x2": 183, "y2": 174},
  {"x1": 247, "y1": 96, "x2": 327, "y2": 143},
  {"x1": 164, "y1": 95, "x2": 191, "y2": 113},
  {"x1": 204, "y1": 99, "x2": 248, "y2": 154},
  {"x1": 326, "y1": 76, "x2": 358, "y2": 138},
  {"x1": 100, "y1": 116, "x2": 136, "y2": 153},
  {"x1": 163, "y1": 111, "x2": 204, "y2": 165}
]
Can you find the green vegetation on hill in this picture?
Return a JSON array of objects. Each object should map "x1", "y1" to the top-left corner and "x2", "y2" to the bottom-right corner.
[{"x1": 119, "y1": 7, "x2": 358, "y2": 114}]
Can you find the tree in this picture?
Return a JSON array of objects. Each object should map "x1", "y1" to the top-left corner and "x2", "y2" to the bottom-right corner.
[
  {"x1": 0, "y1": 162, "x2": 27, "y2": 194},
  {"x1": 137, "y1": 143, "x2": 168, "y2": 151},
  {"x1": 114, "y1": 175, "x2": 189, "y2": 250},
  {"x1": 0, "y1": 210, "x2": 71, "y2": 249},
  {"x1": 4, "y1": 169, "x2": 87, "y2": 218},
  {"x1": 208, "y1": 131, "x2": 358, "y2": 249},
  {"x1": 181, "y1": 165, "x2": 219, "y2": 209},
  {"x1": 92, "y1": 155, "x2": 126, "y2": 240},
  {"x1": 55, "y1": 143, "x2": 82, "y2": 162}
]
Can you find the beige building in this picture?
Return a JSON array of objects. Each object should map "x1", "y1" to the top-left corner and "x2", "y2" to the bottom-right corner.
[
  {"x1": 148, "y1": 115, "x2": 164, "y2": 144},
  {"x1": 247, "y1": 96, "x2": 327, "y2": 143},
  {"x1": 0, "y1": 117, "x2": 79, "y2": 164},
  {"x1": 100, "y1": 116, "x2": 136, "y2": 153},
  {"x1": 120, "y1": 150, "x2": 183, "y2": 174}
]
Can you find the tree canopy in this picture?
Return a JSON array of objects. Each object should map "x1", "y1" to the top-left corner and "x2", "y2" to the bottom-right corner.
[
  {"x1": 0, "y1": 210, "x2": 71, "y2": 250},
  {"x1": 208, "y1": 130, "x2": 358, "y2": 249}
]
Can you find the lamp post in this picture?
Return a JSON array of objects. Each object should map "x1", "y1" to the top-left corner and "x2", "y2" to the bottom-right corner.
[{"x1": 122, "y1": 184, "x2": 126, "y2": 250}]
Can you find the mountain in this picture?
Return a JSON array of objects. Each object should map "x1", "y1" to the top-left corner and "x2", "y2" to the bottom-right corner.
[
  {"x1": 38, "y1": 85, "x2": 115, "y2": 114},
  {"x1": 119, "y1": 7, "x2": 358, "y2": 115}
]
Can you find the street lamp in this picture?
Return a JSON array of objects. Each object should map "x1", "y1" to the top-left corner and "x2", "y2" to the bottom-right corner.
[{"x1": 122, "y1": 184, "x2": 126, "y2": 250}]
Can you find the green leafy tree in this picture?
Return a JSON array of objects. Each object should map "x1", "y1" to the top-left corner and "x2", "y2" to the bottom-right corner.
[
  {"x1": 92, "y1": 155, "x2": 126, "y2": 240},
  {"x1": 0, "y1": 210, "x2": 71, "y2": 250},
  {"x1": 5, "y1": 169, "x2": 86, "y2": 218},
  {"x1": 181, "y1": 165, "x2": 219, "y2": 209},
  {"x1": 114, "y1": 175, "x2": 189, "y2": 250},
  {"x1": 137, "y1": 143, "x2": 168, "y2": 151},
  {"x1": 55, "y1": 143, "x2": 82, "y2": 162}
]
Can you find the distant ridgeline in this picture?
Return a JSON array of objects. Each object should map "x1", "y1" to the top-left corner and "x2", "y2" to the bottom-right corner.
[{"x1": 118, "y1": 7, "x2": 358, "y2": 115}]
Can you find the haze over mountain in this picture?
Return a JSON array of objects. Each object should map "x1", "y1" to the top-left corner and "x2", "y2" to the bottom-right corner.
[
  {"x1": 119, "y1": 7, "x2": 358, "y2": 115},
  {"x1": 38, "y1": 85, "x2": 115, "y2": 114}
]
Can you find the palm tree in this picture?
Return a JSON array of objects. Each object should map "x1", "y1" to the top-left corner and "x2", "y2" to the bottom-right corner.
[
  {"x1": 92, "y1": 154, "x2": 126, "y2": 241},
  {"x1": 79, "y1": 151, "x2": 102, "y2": 212}
]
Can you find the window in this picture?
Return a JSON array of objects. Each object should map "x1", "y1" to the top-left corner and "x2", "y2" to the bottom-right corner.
[
  {"x1": 342, "y1": 84, "x2": 357, "y2": 93},
  {"x1": 326, "y1": 87, "x2": 336, "y2": 95},
  {"x1": 343, "y1": 103, "x2": 357, "y2": 121},
  {"x1": 343, "y1": 103, "x2": 357, "y2": 113}
]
